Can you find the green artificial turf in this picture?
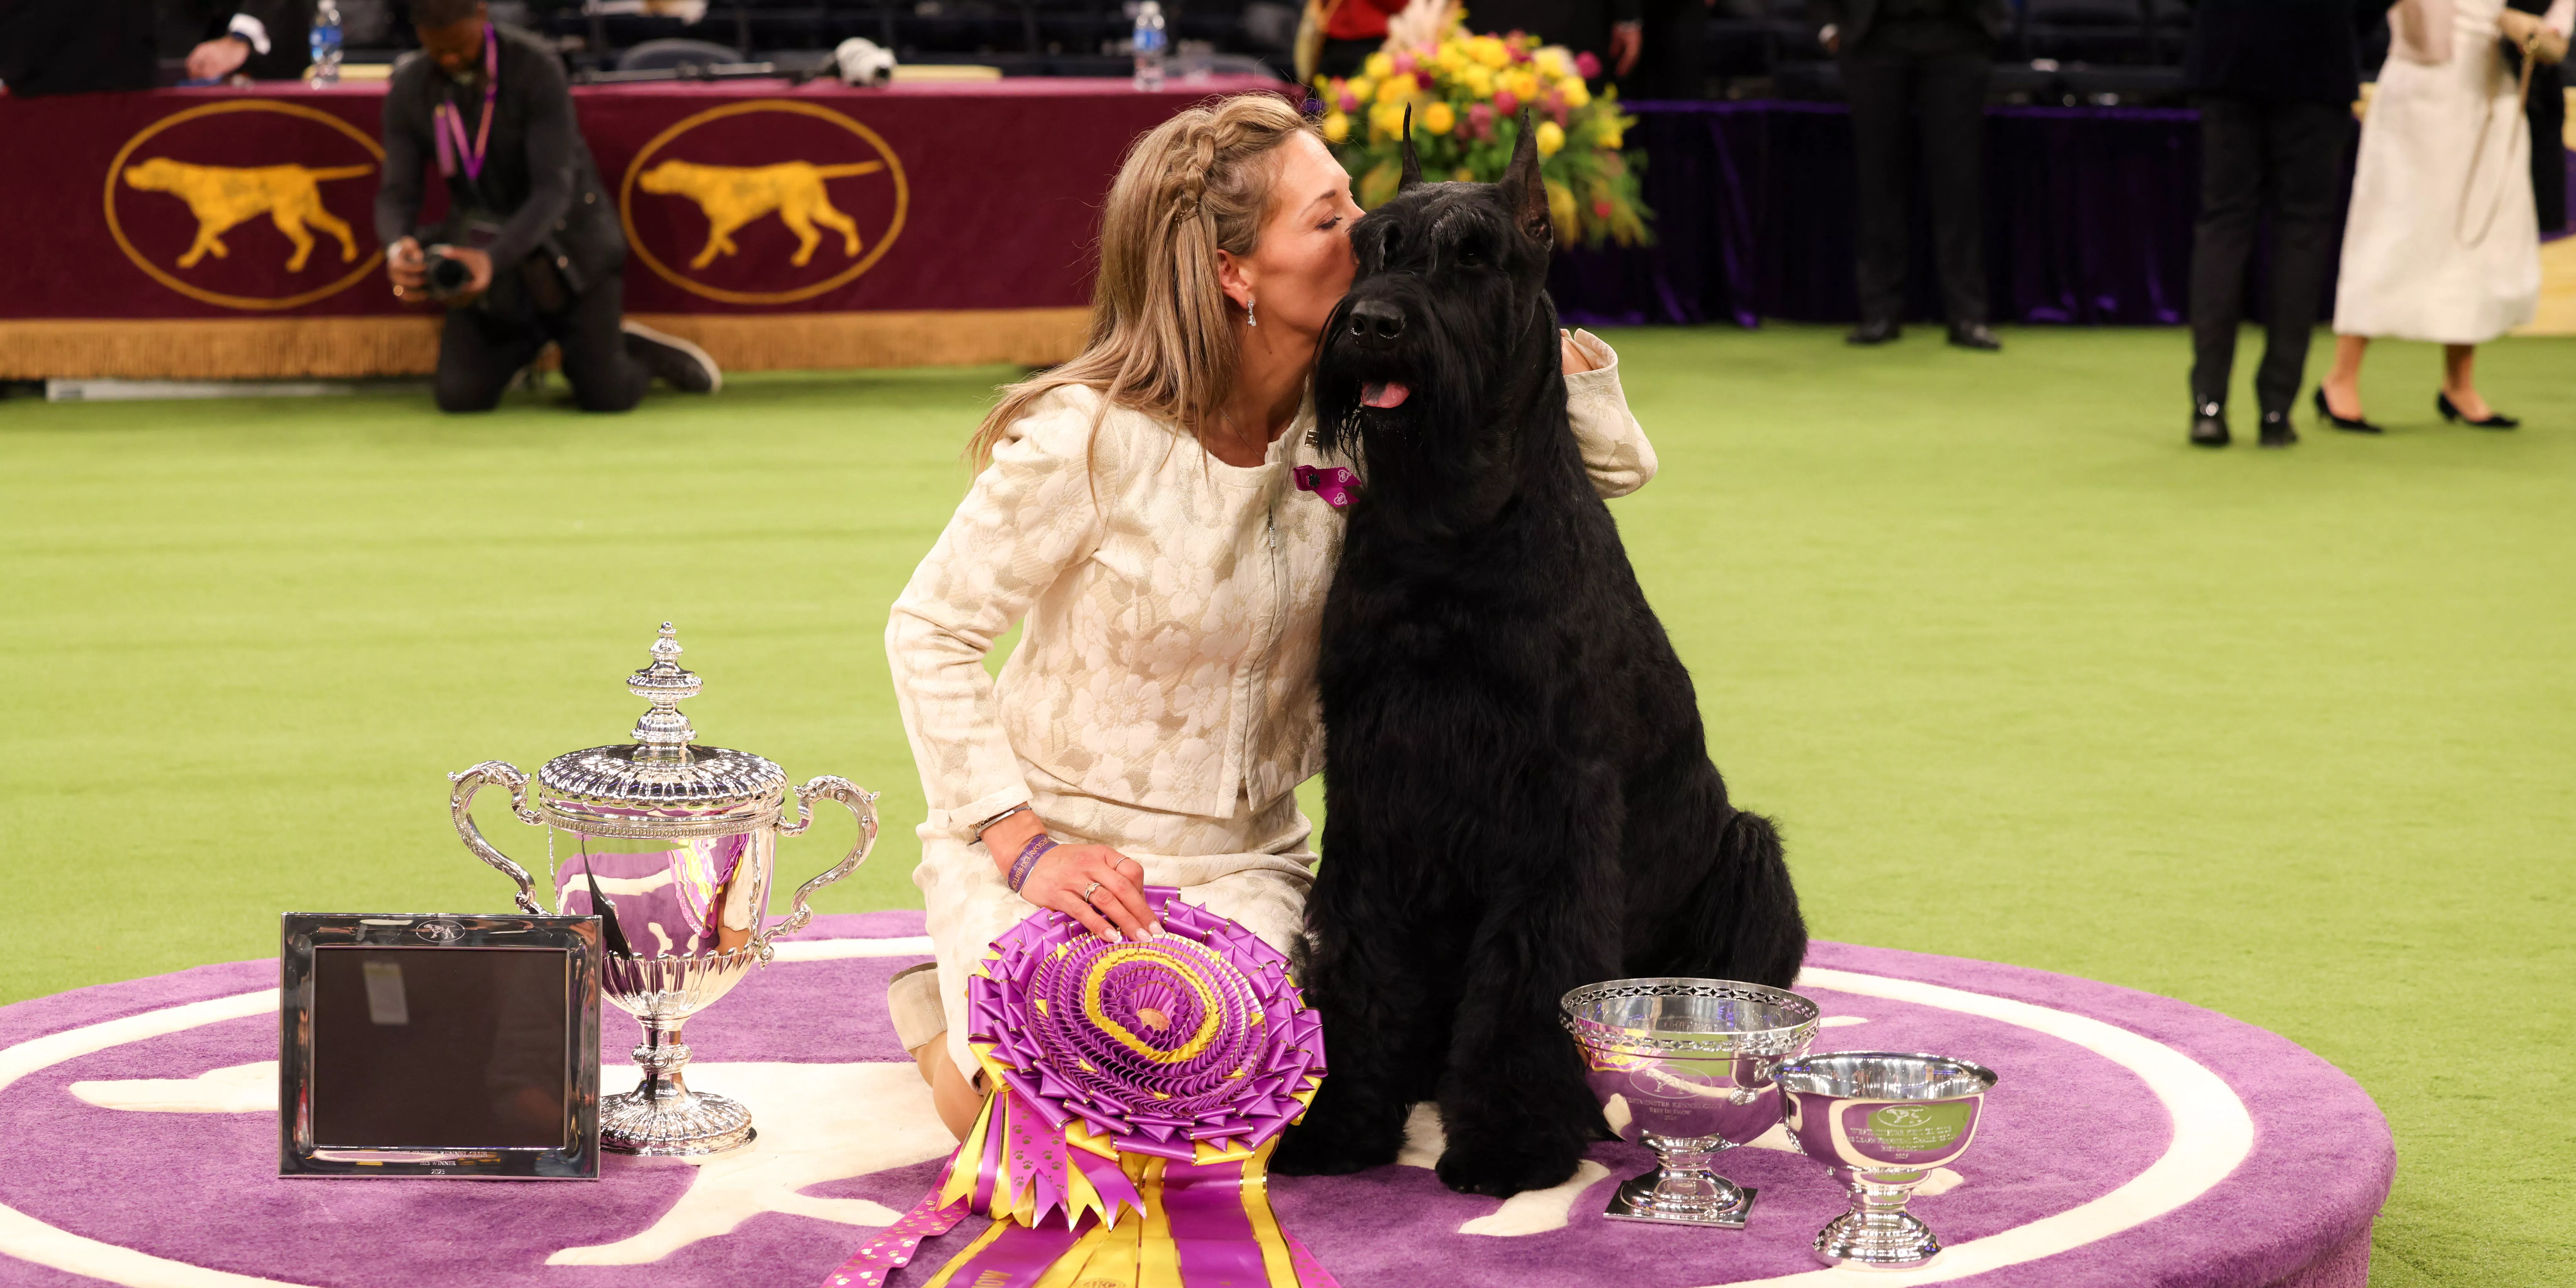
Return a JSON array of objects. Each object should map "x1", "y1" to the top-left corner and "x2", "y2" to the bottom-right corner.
[{"x1": 3, "y1": 326, "x2": 2569, "y2": 1285}]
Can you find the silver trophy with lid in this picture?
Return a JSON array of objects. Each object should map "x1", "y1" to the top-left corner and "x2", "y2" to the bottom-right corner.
[{"x1": 449, "y1": 624, "x2": 879, "y2": 1156}]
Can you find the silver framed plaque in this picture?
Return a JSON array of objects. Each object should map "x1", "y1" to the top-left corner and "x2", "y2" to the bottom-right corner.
[{"x1": 280, "y1": 913, "x2": 604, "y2": 1179}]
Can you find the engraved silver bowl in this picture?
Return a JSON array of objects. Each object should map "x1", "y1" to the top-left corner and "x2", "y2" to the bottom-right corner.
[{"x1": 1560, "y1": 978, "x2": 1821, "y2": 1230}]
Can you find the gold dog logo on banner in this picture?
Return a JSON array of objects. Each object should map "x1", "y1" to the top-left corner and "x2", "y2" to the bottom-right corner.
[
  {"x1": 103, "y1": 99, "x2": 386, "y2": 311},
  {"x1": 620, "y1": 100, "x2": 908, "y2": 306}
]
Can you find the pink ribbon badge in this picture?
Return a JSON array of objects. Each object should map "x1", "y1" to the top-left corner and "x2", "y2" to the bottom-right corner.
[{"x1": 1294, "y1": 465, "x2": 1358, "y2": 510}]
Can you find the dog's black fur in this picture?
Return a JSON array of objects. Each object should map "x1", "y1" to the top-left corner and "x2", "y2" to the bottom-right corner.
[{"x1": 1269, "y1": 116, "x2": 1808, "y2": 1198}]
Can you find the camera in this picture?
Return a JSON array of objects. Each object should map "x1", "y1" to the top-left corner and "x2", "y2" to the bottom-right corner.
[{"x1": 423, "y1": 250, "x2": 476, "y2": 300}]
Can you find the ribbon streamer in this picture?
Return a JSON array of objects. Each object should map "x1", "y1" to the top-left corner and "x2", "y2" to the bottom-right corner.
[{"x1": 819, "y1": 890, "x2": 1332, "y2": 1288}]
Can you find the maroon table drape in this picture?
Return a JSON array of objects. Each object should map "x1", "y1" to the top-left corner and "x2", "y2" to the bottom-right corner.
[{"x1": 1, "y1": 76, "x2": 1286, "y2": 323}]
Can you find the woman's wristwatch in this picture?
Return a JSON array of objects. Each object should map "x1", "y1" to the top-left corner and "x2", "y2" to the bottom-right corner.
[{"x1": 970, "y1": 802, "x2": 1032, "y2": 842}]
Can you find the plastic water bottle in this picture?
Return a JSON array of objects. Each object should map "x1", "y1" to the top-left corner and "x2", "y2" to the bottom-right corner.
[
  {"x1": 1131, "y1": 1, "x2": 1166, "y2": 92},
  {"x1": 308, "y1": 0, "x2": 342, "y2": 87}
]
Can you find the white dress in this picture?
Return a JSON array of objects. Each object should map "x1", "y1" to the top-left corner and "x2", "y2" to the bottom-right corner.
[
  {"x1": 2334, "y1": 0, "x2": 2560, "y2": 343},
  {"x1": 886, "y1": 331, "x2": 1658, "y2": 1079}
]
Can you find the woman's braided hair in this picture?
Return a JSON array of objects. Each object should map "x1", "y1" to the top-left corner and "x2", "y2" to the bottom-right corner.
[{"x1": 969, "y1": 93, "x2": 1315, "y2": 468}]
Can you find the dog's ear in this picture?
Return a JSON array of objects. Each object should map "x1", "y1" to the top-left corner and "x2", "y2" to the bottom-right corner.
[
  {"x1": 1500, "y1": 108, "x2": 1552, "y2": 253},
  {"x1": 1399, "y1": 105, "x2": 1423, "y2": 192}
]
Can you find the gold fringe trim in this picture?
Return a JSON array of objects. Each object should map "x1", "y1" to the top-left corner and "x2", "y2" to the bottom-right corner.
[{"x1": 0, "y1": 308, "x2": 1090, "y2": 379}]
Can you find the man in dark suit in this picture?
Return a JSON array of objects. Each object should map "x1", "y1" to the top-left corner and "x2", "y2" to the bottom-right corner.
[
  {"x1": 2183, "y1": 0, "x2": 2389, "y2": 447},
  {"x1": 160, "y1": 0, "x2": 314, "y2": 81},
  {"x1": 1812, "y1": 0, "x2": 2011, "y2": 349},
  {"x1": 377, "y1": 0, "x2": 716, "y2": 412}
]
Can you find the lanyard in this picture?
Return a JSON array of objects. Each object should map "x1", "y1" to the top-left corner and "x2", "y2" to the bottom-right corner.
[{"x1": 432, "y1": 24, "x2": 498, "y2": 183}]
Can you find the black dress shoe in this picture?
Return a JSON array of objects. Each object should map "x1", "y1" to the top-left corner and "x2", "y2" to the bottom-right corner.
[
  {"x1": 2257, "y1": 410, "x2": 2297, "y2": 448},
  {"x1": 2436, "y1": 392, "x2": 2518, "y2": 428},
  {"x1": 2312, "y1": 386, "x2": 2382, "y2": 434},
  {"x1": 621, "y1": 320, "x2": 723, "y2": 393},
  {"x1": 2190, "y1": 401, "x2": 2230, "y2": 447},
  {"x1": 1947, "y1": 321, "x2": 2001, "y2": 351},
  {"x1": 1846, "y1": 318, "x2": 1901, "y2": 346}
]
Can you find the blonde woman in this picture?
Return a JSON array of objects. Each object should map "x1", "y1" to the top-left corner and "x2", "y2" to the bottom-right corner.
[
  {"x1": 2320, "y1": 0, "x2": 2569, "y2": 431},
  {"x1": 883, "y1": 93, "x2": 1660, "y2": 1138}
]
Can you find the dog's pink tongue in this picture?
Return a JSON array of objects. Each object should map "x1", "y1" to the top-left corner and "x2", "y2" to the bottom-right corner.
[{"x1": 1361, "y1": 380, "x2": 1411, "y2": 409}]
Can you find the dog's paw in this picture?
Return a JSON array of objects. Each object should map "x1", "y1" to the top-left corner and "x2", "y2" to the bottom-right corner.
[
  {"x1": 1433, "y1": 1132, "x2": 1583, "y2": 1198},
  {"x1": 1269, "y1": 1119, "x2": 1403, "y2": 1176}
]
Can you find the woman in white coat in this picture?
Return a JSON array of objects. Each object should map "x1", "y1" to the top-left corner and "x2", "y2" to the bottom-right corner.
[
  {"x1": 2318, "y1": 0, "x2": 2568, "y2": 431},
  {"x1": 881, "y1": 94, "x2": 1660, "y2": 1138}
]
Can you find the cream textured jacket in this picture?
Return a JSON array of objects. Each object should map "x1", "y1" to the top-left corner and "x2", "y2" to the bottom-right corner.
[{"x1": 886, "y1": 330, "x2": 1656, "y2": 844}]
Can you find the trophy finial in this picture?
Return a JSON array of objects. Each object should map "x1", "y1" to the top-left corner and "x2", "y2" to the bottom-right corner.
[{"x1": 629, "y1": 622, "x2": 701, "y2": 759}]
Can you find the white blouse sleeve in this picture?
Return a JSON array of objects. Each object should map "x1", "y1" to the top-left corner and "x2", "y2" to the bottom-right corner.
[
  {"x1": 886, "y1": 390, "x2": 1109, "y2": 842},
  {"x1": 1563, "y1": 328, "x2": 1660, "y2": 499}
]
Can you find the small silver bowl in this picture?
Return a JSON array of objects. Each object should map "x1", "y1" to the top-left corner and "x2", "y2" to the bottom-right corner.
[
  {"x1": 1774, "y1": 1051, "x2": 1999, "y2": 1270},
  {"x1": 1560, "y1": 978, "x2": 1820, "y2": 1230}
]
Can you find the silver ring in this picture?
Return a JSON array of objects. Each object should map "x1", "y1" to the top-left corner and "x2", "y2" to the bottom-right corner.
[{"x1": 1081, "y1": 880, "x2": 1103, "y2": 904}]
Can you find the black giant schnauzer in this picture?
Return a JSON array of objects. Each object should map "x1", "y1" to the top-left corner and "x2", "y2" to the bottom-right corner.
[{"x1": 1270, "y1": 116, "x2": 1808, "y2": 1199}]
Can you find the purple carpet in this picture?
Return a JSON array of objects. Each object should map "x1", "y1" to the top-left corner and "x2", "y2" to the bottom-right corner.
[{"x1": 0, "y1": 913, "x2": 2389, "y2": 1287}]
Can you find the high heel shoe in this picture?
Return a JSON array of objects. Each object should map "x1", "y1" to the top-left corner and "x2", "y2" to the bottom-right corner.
[
  {"x1": 2313, "y1": 386, "x2": 2383, "y2": 434},
  {"x1": 2436, "y1": 392, "x2": 2519, "y2": 429}
]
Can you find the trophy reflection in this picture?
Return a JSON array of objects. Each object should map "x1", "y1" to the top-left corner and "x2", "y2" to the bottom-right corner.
[{"x1": 449, "y1": 624, "x2": 878, "y2": 1156}]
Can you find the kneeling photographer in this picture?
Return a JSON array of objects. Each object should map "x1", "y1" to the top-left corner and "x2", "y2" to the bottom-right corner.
[{"x1": 376, "y1": 0, "x2": 716, "y2": 413}]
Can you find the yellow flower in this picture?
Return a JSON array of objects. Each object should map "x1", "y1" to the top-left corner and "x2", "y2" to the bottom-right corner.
[
  {"x1": 1377, "y1": 73, "x2": 1417, "y2": 104},
  {"x1": 1322, "y1": 111, "x2": 1351, "y2": 143},
  {"x1": 1544, "y1": 177, "x2": 1579, "y2": 241},
  {"x1": 1462, "y1": 64, "x2": 1495, "y2": 97},
  {"x1": 1368, "y1": 100, "x2": 1406, "y2": 139},
  {"x1": 1347, "y1": 75, "x2": 1375, "y2": 103},
  {"x1": 1536, "y1": 119, "x2": 1565, "y2": 157},
  {"x1": 1452, "y1": 165, "x2": 1475, "y2": 181},
  {"x1": 1533, "y1": 47, "x2": 1568, "y2": 77},
  {"x1": 1472, "y1": 35, "x2": 1511, "y2": 67},
  {"x1": 1423, "y1": 100, "x2": 1456, "y2": 134},
  {"x1": 1436, "y1": 44, "x2": 1468, "y2": 74},
  {"x1": 1364, "y1": 50, "x2": 1394, "y2": 80},
  {"x1": 1505, "y1": 69, "x2": 1541, "y2": 101},
  {"x1": 1562, "y1": 78, "x2": 1591, "y2": 108},
  {"x1": 1600, "y1": 124, "x2": 1623, "y2": 150}
]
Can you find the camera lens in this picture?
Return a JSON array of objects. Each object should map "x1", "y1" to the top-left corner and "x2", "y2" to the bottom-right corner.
[{"x1": 426, "y1": 254, "x2": 473, "y2": 296}]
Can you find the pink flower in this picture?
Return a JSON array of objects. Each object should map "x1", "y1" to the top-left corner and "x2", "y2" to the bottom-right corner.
[
  {"x1": 1391, "y1": 49, "x2": 1417, "y2": 75},
  {"x1": 1574, "y1": 50, "x2": 1601, "y2": 78},
  {"x1": 1549, "y1": 101, "x2": 1569, "y2": 128},
  {"x1": 1338, "y1": 88, "x2": 1359, "y2": 113},
  {"x1": 1506, "y1": 36, "x2": 1531, "y2": 61},
  {"x1": 1494, "y1": 88, "x2": 1519, "y2": 115},
  {"x1": 1592, "y1": 199, "x2": 1614, "y2": 218},
  {"x1": 1467, "y1": 102, "x2": 1495, "y2": 138}
]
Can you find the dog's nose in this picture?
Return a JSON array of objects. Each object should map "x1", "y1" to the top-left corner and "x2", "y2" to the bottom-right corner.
[{"x1": 1347, "y1": 299, "x2": 1405, "y2": 343}]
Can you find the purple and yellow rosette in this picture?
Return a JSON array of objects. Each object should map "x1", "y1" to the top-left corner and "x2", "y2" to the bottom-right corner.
[{"x1": 820, "y1": 889, "x2": 1332, "y2": 1288}]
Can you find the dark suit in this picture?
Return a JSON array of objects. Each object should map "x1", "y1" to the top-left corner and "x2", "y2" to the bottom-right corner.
[
  {"x1": 158, "y1": 0, "x2": 314, "y2": 80},
  {"x1": 1813, "y1": 0, "x2": 2012, "y2": 326},
  {"x1": 2182, "y1": 0, "x2": 2386, "y2": 416},
  {"x1": 375, "y1": 23, "x2": 645, "y2": 413}
]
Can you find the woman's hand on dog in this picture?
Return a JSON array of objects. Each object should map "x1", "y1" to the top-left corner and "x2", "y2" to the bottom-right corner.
[{"x1": 985, "y1": 811, "x2": 1159, "y2": 940}]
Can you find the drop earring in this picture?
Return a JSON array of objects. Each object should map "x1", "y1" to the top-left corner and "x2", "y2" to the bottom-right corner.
[{"x1": 1246, "y1": 295, "x2": 1258, "y2": 328}]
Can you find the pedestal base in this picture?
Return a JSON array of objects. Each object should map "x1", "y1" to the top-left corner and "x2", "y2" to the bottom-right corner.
[
  {"x1": 1601, "y1": 1170, "x2": 1758, "y2": 1230},
  {"x1": 599, "y1": 1088, "x2": 756, "y2": 1157},
  {"x1": 1813, "y1": 1208, "x2": 1941, "y2": 1270}
]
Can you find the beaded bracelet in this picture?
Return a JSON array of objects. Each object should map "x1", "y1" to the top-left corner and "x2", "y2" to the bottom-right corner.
[{"x1": 1005, "y1": 833, "x2": 1057, "y2": 893}]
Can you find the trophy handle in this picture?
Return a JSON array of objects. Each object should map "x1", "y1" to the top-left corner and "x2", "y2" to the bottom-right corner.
[
  {"x1": 756, "y1": 775, "x2": 880, "y2": 962},
  {"x1": 448, "y1": 761, "x2": 547, "y2": 916}
]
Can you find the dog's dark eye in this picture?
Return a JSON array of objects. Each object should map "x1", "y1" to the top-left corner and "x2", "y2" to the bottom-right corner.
[{"x1": 1454, "y1": 241, "x2": 1487, "y2": 268}]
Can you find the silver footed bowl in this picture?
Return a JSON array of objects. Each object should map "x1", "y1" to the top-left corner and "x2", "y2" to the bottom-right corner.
[
  {"x1": 1560, "y1": 978, "x2": 1820, "y2": 1230},
  {"x1": 1774, "y1": 1051, "x2": 1999, "y2": 1270}
]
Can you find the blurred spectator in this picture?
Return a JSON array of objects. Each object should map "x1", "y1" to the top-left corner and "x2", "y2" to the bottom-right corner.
[
  {"x1": 2513, "y1": 0, "x2": 2568, "y2": 231},
  {"x1": 377, "y1": 0, "x2": 718, "y2": 411},
  {"x1": 1623, "y1": 0, "x2": 1710, "y2": 97},
  {"x1": 2318, "y1": 0, "x2": 2568, "y2": 433},
  {"x1": 159, "y1": 0, "x2": 315, "y2": 81},
  {"x1": 0, "y1": 0, "x2": 158, "y2": 94},
  {"x1": 1815, "y1": 0, "x2": 2012, "y2": 349},
  {"x1": 1313, "y1": 0, "x2": 1408, "y2": 77},
  {"x1": 2182, "y1": 0, "x2": 2388, "y2": 448}
]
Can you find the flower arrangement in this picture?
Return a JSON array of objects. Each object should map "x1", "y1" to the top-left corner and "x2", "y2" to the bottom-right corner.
[{"x1": 1313, "y1": 20, "x2": 1648, "y2": 247}]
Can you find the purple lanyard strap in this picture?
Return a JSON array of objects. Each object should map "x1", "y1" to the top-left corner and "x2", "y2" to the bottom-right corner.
[{"x1": 432, "y1": 25, "x2": 498, "y2": 182}]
